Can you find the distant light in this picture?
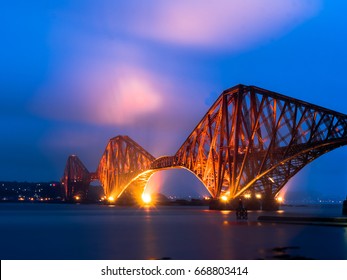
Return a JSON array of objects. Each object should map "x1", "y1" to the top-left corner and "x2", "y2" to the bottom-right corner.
[
  {"x1": 255, "y1": 193, "x2": 262, "y2": 199},
  {"x1": 108, "y1": 196, "x2": 115, "y2": 202},
  {"x1": 277, "y1": 197, "x2": 283, "y2": 202},
  {"x1": 269, "y1": 177, "x2": 275, "y2": 183},
  {"x1": 141, "y1": 193, "x2": 152, "y2": 204},
  {"x1": 244, "y1": 193, "x2": 251, "y2": 199},
  {"x1": 220, "y1": 195, "x2": 228, "y2": 202},
  {"x1": 74, "y1": 196, "x2": 80, "y2": 201}
]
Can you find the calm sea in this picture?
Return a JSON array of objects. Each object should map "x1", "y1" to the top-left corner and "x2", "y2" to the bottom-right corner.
[{"x1": 0, "y1": 203, "x2": 346, "y2": 260}]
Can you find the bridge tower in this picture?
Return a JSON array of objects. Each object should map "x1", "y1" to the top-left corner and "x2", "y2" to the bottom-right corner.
[
  {"x1": 97, "y1": 135, "x2": 155, "y2": 202},
  {"x1": 175, "y1": 84, "x2": 347, "y2": 208},
  {"x1": 61, "y1": 155, "x2": 91, "y2": 201}
]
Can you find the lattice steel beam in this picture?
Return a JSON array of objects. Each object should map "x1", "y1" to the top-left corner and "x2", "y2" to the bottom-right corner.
[
  {"x1": 61, "y1": 155, "x2": 91, "y2": 200},
  {"x1": 62, "y1": 84, "x2": 347, "y2": 202},
  {"x1": 97, "y1": 135, "x2": 155, "y2": 199},
  {"x1": 175, "y1": 84, "x2": 347, "y2": 199}
]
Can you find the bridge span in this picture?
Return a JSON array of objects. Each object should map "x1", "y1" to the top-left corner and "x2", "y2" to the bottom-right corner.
[{"x1": 62, "y1": 84, "x2": 347, "y2": 209}]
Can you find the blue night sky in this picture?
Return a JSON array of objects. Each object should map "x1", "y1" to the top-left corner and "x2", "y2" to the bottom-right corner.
[{"x1": 1, "y1": 0, "x2": 347, "y2": 200}]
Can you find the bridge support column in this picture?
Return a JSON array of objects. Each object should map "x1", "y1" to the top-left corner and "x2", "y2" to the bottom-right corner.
[
  {"x1": 243, "y1": 198, "x2": 262, "y2": 210},
  {"x1": 209, "y1": 198, "x2": 266, "y2": 211},
  {"x1": 343, "y1": 197, "x2": 347, "y2": 216},
  {"x1": 261, "y1": 197, "x2": 280, "y2": 211},
  {"x1": 209, "y1": 199, "x2": 235, "y2": 210}
]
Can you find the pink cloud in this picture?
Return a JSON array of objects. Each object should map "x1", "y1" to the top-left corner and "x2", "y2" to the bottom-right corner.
[
  {"x1": 80, "y1": 0, "x2": 322, "y2": 51},
  {"x1": 31, "y1": 61, "x2": 167, "y2": 125},
  {"x1": 90, "y1": 66, "x2": 163, "y2": 125},
  {"x1": 131, "y1": 0, "x2": 321, "y2": 50},
  {"x1": 31, "y1": 0, "x2": 322, "y2": 131}
]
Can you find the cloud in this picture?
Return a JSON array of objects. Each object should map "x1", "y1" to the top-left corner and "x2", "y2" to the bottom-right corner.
[
  {"x1": 32, "y1": 65, "x2": 164, "y2": 125},
  {"x1": 90, "y1": 66, "x2": 163, "y2": 125},
  {"x1": 80, "y1": 0, "x2": 322, "y2": 51},
  {"x1": 31, "y1": 0, "x2": 322, "y2": 127}
]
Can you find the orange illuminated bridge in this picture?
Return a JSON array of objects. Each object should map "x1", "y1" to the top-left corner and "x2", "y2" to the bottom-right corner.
[{"x1": 62, "y1": 84, "x2": 347, "y2": 209}]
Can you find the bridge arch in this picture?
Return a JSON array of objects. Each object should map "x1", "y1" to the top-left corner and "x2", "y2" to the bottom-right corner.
[
  {"x1": 62, "y1": 84, "x2": 347, "y2": 203},
  {"x1": 116, "y1": 165, "x2": 213, "y2": 203},
  {"x1": 174, "y1": 85, "x2": 347, "y2": 200}
]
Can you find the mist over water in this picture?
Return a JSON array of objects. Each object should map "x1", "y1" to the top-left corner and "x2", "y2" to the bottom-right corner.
[{"x1": 0, "y1": 203, "x2": 346, "y2": 260}]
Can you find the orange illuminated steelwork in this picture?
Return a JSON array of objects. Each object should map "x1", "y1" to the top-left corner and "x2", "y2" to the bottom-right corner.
[
  {"x1": 97, "y1": 136, "x2": 155, "y2": 199},
  {"x1": 61, "y1": 84, "x2": 347, "y2": 203},
  {"x1": 174, "y1": 85, "x2": 347, "y2": 199}
]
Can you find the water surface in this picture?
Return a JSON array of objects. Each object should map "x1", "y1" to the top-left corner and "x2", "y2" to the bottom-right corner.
[{"x1": 0, "y1": 203, "x2": 346, "y2": 260}]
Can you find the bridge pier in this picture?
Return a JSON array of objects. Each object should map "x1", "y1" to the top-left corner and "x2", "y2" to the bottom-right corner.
[
  {"x1": 261, "y1": 197, "x2": 280, "y2": 211},
  {"x1": 243, "y1": 198, "x2": 262, "y2": 210},
  {"x1": 343, "y1": 197, "x2": 347, "y2": 216},
  {"x1": 209, "y1": 199, "x2": 235, "y2": 210},
  {"x1": 209, "y1": 197, "x2": 279, "y2": 211},
  {"x1": 209, "y1": 198, "x2": 263, "y2": 211}
]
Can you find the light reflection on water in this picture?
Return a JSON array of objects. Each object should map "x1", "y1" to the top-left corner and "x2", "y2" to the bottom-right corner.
[{"x1": 0, "y1": 203, "x2": 346, "y2": 260}]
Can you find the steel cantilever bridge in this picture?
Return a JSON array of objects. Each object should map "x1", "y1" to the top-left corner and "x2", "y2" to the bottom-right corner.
[{"x1": 62, "y1": 84, "x2": 347, "y2": 207}]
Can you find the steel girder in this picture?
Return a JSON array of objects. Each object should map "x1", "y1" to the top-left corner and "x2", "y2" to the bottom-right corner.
[
  {"x1": 62, "y1": 84, "x2": 347, "y2": 201},
  {"x1": 97, "y1": 135, "x2": 155, "y2": 198},
  {"x1": 61, "y1": 155, "x2": 91, "y2": 200},
  {"x1": 175, "y1": 84, "x2": 347, "y2": 198}
]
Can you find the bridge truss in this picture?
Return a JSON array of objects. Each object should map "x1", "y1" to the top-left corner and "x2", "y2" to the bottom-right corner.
[
  {"x1": 62, "y1": 84, "x2": 347, "y2": 202},
  {"x1": 97, "y1": 136, "x2": 155, "y2": 199},
  {"x1": 62, "y1": 155, "x2": 91, "y2": 200},
  {"x1": 175, "y1": 85, "x2": 347, "y2": 198}
]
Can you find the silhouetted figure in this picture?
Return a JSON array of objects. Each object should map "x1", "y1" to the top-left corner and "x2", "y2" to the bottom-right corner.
[
  {"x1": 238, "y1": 198, "x2": 243, "y2": 209},
  {"x1": 236, "y1": 199, "x2": 248, "y2": 220}
]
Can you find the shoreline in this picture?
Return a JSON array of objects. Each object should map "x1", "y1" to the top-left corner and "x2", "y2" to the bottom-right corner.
[{"x1": 258, "y1": 215, "x2": 347, "y2": 227}]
